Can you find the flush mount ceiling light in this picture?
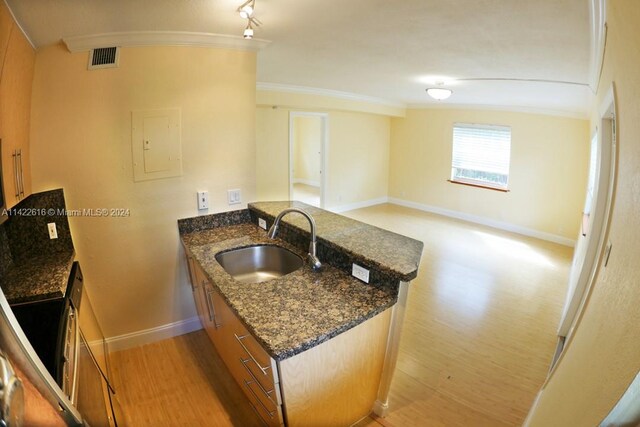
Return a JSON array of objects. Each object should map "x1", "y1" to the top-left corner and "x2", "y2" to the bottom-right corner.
[
  {"x1": 426, "y1": 82, "x2": 452, "y2": 100},
  {"x1": 238, "y1": 0, "x2": 262, "y2": 39}
]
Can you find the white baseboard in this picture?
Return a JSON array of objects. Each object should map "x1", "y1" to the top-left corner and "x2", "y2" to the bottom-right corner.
[
  {"x1": 328, "y1": 197, "x2": 389, "y2": 213},
  {"x1": 387, "y1": 197, "x2": 576, "y2": 247},
  {"x1": 105, "y1": 316, "x2": 202, "y2": 352},
  {"x1": 293, "y1": 178, "x2": 320, "y2": 187}
]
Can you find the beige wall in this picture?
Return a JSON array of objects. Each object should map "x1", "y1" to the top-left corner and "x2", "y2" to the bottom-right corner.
[
  {"x1": 29, "y1": 44, "x2": 256, "y2": 338},
  {"x1": 527, "y1": 1, "x2": 640, "y2": 425},
  {"x1": 256, "y1": 106, "x2": 289, "y2": 201},
  {"x1": 293, "y1": 116, "x2": 321, "y2": 184},
  {"x1": 389, "y1": 109, "x2": 590, "y2": 240},
  {"x1": 256, "y1": 106, "x2": 390, "y2": 209}
]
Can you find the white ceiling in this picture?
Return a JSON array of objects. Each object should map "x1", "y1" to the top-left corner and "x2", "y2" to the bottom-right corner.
[{"x1": 7, "y1": 0, "x2": 593, "y2": 116}]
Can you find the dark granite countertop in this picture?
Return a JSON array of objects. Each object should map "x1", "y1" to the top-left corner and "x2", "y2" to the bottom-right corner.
[
  {"x1": 181, "y1": 222, "x2": 397, "y2": 361},
  {"x1": 0, "y1": 251, "x2": 75, "y2": 304},
  {"x1": 249, "y1": 201, "x2": 423, "y2": 282}
]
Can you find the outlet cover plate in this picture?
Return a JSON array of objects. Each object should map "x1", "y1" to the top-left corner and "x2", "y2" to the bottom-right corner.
[
  {"x1": 47, "y1": 222, "x2": 58, "y2": 239},
  {"x1": 197, "y1": 191, "x2": 209, "y2": 210},
  {"x1": 352, "y1": 263, "x2": 370, "y2": 283}
]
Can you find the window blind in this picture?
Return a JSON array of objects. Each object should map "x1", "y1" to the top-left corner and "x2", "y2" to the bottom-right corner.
[{"x1": 452, "y1": 124, "x2": 511, "y2": 175}]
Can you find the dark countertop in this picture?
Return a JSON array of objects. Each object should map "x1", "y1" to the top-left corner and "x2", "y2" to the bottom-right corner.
[
  {"x1": 0, "y1": 251, "x2": 75, "y2": 304},
  {"x1": 249, "y1": 201, "x2": 423, "y2": 282},
  {"x1": 181, "y1": 222, "x2": 398, "y2": 361}
]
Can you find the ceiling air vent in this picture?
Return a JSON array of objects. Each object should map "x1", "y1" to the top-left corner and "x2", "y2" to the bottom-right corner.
[{"x1": 88, "y1": 47, "x2": 120, "y2": 70}]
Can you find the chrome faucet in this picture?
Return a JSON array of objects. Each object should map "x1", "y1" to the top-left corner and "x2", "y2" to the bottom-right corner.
[{"x1": 267, "y1": 207, "x2": 322, "y2": 271}]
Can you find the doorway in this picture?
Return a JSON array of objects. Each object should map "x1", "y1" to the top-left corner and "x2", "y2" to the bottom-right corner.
[
  {"x1": 556, "y1": 85, "x2": 617, "y2": 354},
  {"x1": 289, "y1": 112, "x2": 327, "y2": 208}
]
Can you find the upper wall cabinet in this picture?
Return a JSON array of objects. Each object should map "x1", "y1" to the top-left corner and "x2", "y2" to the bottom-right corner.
[
  {"x1": 0, "y1": 4, "x2": 12, "y2": 62},
  {"x1": 0, "y1": 3, "x2": 35, "y2": 208}
]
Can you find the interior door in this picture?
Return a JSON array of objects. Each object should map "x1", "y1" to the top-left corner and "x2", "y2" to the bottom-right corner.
[{"x1": 557, "y1": 89, "x2": 616, "y2": 339}]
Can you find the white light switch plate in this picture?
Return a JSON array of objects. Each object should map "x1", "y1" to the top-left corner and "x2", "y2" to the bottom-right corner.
[
  {"x1": 352, "y1": 263, "x2": 370, "y2": 283},
  {"x1": 228, "y1": 189, "x2": 241, "y2": 205},
  {"x1": 47, "y1": 222, "x2": 58, "y2": 239},
  {"x1": 197, "y1": 191, "x2": 209, "y2": 210},
  {"x1": 258, "y1": 218, "x2": 267, "y2": 230}
]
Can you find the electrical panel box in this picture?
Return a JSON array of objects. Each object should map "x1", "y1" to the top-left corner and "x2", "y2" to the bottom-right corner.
[{"x1": 131, "y1": 108, "x2": 182, "y2": 182}]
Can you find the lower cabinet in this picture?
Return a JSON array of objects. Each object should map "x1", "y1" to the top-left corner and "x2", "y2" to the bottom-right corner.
[
  {"x1": 187, "y1": 256, "x2": 284, "y2": 426},
  {"x1": 186, "y1": 254, "x2": 392, "y2": 427}
]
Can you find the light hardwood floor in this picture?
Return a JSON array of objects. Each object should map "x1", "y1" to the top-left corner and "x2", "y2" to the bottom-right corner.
[
  {"x1": 110, "y1": 203, "x2": 572, "y2": 426},
  {"x1": 110, "y1": 331, "x2": 263, "y2": 426},
  {"x1": 346, "y1": 204, "x2": 572, "y2": 427}
]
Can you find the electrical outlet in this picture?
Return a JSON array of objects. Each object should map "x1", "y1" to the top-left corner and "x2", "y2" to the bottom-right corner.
[
  {"x1": 47, "y1": 223, "x2": 58, "y2": 239},
  {"x1": 197, "y1": 191, "x2": 209, "y2": 210},
  {"x1": 352, "y1": 263, "x2": 370, "y2": 283},
  {"x1": 258, "y1": 218, "x2": 267, "y2": 230},
  {"x1": 228, "y1": 189, "x2": 241, "y2": 205}
]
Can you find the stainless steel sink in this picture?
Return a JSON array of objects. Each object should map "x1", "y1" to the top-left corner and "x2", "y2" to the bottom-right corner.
[{"x1": 215, "y1": 245, "x2": 304, "y2": 283}]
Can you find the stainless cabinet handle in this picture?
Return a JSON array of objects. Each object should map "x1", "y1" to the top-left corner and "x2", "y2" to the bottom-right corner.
[
  {"x1": 240, "y1": 358, "x2": 277, "y2": 406},
  {"x1": 17, "y1": 149, "x2": 24, "y2": 197},
  {"x1": 234, "y1": 334, "x2": 269, "y2": 375},
  {"x1": 243, "y1": 379, "x2": 275, "y2": 418},
  {"x1": 12, "y1": 151, "x2": 19, "y2": 198},
  {"x1": 204, "y1": 286, "x2": 222, "y2": 328}
]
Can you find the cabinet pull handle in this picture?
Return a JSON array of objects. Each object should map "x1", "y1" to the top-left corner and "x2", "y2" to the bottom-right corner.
[
  {"x1": 17, "y1": 149, "x2": 24, "y2": 197},
  {"x1": 204, "y1": 287, "x2": 222, "y2": 328},
  {"x1": 243, "y1": 379, "x2": 275, "y2": 418},
  {"x1": 234, "y1": 334, "x2": 269, "y2": 375},
  {"x1": 12, "y1": 151, "x2": 19, "y2": 198},
  {"x1": 240, "y1": 358, "x2": 277, "y2": 406}
]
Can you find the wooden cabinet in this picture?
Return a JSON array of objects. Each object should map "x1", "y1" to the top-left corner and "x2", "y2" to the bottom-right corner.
[
  {"x1": 0, "y1": 3, "x2": 13, "y2": 64},
  {"x1": 0, "y1": 2, "x2": 35, "y2": 208},
  {"x1": 278, "y1": 309, "x2": 391, "y2": 426},
  {"x1": 186, "y1": 256, "x2": 284, "y2": 425},
  {"x1": 185, "y1": 253, "x2": 392, "y2": 426}
]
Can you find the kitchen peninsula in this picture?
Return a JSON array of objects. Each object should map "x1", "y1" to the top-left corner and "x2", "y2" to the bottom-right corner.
[{"x1": 178, "y1": 201, "x2": 423, "y2": 426}]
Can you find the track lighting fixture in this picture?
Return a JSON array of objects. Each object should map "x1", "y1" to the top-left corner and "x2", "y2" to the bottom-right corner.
[
  {"x1": 244, "y1": 22, "x2": 254, "y2": 39},
  {"x1": 237, "y1": 0, "x2": 261, "y2": 39},
  {"x1": 238, "y1": 0, "x2": 254, "y2": 19}
]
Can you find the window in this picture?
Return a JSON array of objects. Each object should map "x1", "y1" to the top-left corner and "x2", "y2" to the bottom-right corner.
[{"x1": 451, "y1": 123, "x2": 511, "y2": 190}]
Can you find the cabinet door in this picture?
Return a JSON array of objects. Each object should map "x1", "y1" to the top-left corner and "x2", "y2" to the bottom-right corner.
[
  {"x1": 207, "y1": 286, "x2": 284, "y2": 427},
  {"x1": 187, "y1": 256, "x2": 207, "y2": 329},
  {"x1": 0, "y1": 22, "x2": 34, "y2": 208},
  {"x1": 192, "y1": 263, "x2": 223, "y2": 342},
  {"x1": 0, "y1": 3, "x2": 12, "y2": 73}
]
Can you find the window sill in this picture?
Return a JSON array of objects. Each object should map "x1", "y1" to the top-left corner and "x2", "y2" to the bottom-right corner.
[{"x1": 447, "y1": 179, "x2": 510, "y2": 192}]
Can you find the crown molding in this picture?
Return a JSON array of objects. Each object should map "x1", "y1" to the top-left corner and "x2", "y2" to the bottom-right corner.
[
  {"x1": 256, "y1": 82, "x2": 406, "y2": 109},
  {"x1": 589, "y1": 0, "x2": 607, "y2": 92},
  {"x1": 407, "y1": 102, "x2": 590, "y2": 120},
  {"x1": 63, "y1": 31, "x2": 270, "y2": 53}
]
